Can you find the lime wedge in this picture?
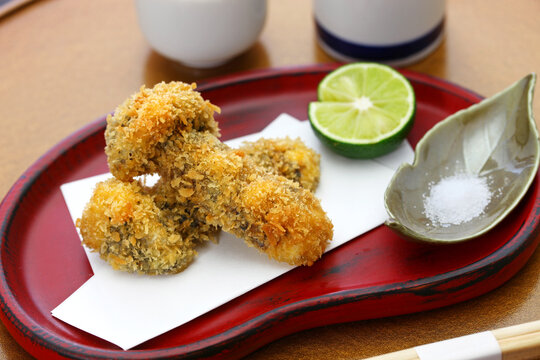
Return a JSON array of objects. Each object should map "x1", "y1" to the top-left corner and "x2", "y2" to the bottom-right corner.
[{"x1": 309, "y1": 63, "x2": 415, "y2": 158}]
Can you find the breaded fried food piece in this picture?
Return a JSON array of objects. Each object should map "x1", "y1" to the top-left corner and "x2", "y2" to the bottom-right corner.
[
  {"x1": 77, "y1": 178, "x2": 213, "y2": 274},
  {"x1": 105, "y1": 82, "x2": 333, "y2": 266},
  {"x1": 241, "y1": 137, "x2": 320, "y2": 192},
  {"x1": 105, "y1": 82, "x2": 220, "y2": 182},
  {"x1": 79, "y1": 136, "x2": 321, "y2": 274},
  {"x1": 160, "y1": 132, "x2": 332, "y2": 265},
  {"x1": 79, "y1": 138, "x2": 321, "y2": 275}
]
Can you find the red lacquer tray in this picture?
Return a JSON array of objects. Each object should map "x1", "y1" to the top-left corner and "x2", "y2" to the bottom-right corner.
[{"x1": 0, "y1": 64, "x2": 539, "y2": 360}]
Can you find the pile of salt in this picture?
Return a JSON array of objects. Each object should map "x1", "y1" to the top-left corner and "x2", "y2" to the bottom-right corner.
[{"x1": 423, "y1": 174, "x2": 491, "y2": 227}]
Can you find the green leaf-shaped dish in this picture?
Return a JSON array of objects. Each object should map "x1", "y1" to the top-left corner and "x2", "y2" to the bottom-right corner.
[{"x1": 385, "y1": 74, "x2": 539, "y2": 243}]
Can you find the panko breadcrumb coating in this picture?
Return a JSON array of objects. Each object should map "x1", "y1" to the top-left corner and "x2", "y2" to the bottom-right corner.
[
  {"x1": 241, "y1": 137, "x2": 320, "y2": 192},
  {"x1": 157, "y1": 131, "x2": 332, "y2": 266},
  {"x1": 99, "y1": 81, "x2": 333, "y2": 267},
  {"x1": 79, "y1": 137, "x2": 322, "y2": 274},
  {"x1": 77, "y1": 178, "x2": 209, "y2": 274},
  {"x1": 105, "y1": 82, "x2": 220, "y2": 182}
]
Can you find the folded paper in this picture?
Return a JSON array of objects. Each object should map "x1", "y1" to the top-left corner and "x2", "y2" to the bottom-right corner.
[{"x1": 52, "y1": 113, "x2": 414, "y2": 350}]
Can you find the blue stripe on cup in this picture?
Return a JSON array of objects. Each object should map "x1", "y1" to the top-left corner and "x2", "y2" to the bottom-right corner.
[{"x1": 315, "y1": 18, "x2": 445, "y2": 62}]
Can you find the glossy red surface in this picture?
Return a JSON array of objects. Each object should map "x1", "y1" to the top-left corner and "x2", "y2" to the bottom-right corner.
[{"x1": 0, "y1": 64, "x2": 538, "y2": 359}]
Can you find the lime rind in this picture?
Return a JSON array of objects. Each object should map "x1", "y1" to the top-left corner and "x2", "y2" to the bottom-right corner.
[
  {"x1": 310, "y1": 63, "x2": 415, "y2": 158},
  {"x1": 309, "y1": 98, "x2": 414, "y2": 144},
  {"x1": 309, "y1": 103, "x2": 416, "y2": 159}
]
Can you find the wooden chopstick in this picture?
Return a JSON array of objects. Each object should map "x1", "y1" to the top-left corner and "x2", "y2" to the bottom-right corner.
[
  {"x1": 364, "y1": 320, "x2": 540, "y2": 360},
  {"x1": 495, "y1": 321, "x2": 540, "y2": 360}
]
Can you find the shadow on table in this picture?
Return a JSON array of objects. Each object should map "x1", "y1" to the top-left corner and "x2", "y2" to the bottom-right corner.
[
  {"x1": 247, "y1": 247, "x2": 540, "y2": 359},
  {"x1": 143, "y1": 41, "x2": 270, "y2": 86}
]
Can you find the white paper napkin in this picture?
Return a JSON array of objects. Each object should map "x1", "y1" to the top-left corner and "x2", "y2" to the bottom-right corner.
[{"x1": 52, "y1": 113, "x2": 414, "y2": 350}]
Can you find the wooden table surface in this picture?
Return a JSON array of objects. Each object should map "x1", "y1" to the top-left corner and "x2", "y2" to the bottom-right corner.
[{"x1": 1, "y1": 0, "x2": 539, "y2": 359}]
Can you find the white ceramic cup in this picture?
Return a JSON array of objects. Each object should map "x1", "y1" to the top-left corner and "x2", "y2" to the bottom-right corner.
[
  {"x1": 314, "y1": 0, "x2": 445, "y2": 66},
  {"x1": 134, "y1": 0, "x2": 267, "y2": 68}
]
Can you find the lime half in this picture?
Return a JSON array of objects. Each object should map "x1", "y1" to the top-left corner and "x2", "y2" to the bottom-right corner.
[{"x1": 309, "y1": 63, "x2": 415, "y2": 158}]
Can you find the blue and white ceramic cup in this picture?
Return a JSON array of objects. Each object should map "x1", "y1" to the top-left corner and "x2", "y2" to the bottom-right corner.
[{"x1": 314, "y1": 0, "x2": 445, "y2": 66}]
